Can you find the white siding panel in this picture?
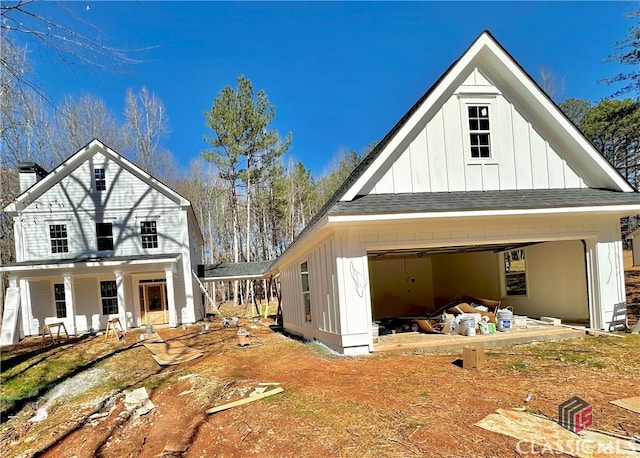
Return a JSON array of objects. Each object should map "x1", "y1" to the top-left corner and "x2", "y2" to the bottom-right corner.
[
  {"x1": 465, "y1": 163, "x2": 483, "y2": 190},
  {"x1": 474, "y1": 68, "x2": 493, "y2": 86},
  {"x1": 563, "y1": 160, "x2": 585, "y2": 188},
  {"x1": 442, "y1": 97, "x2": 466, "y2": 191},
  {"x1": 427, "y1": 111, "x2": 449, "y2": 192},
  {"x1": 483, "y1": 163, "x2": 501, "y2": 190},
  {"x1": 546, "y1": 142, "x2": 565, "y2": 188},
  {"x1": 409, "y1": 130, "x2": 431, "y2": 192},
  {"x1": 29, "y1": 280, "x2": 52, "y2": 319},
  {"x1": 493, "y1": 96, "x2": 517, "y2": 190},
  {"x1": 511, "y1": 106, "x2": 534, "y2": 189},
  {"x1": 391, "y1": 146, "x2": 413, "y2": 193},
  {"x1": 74, "y1": 277, "x2": 99, "y2": 329},
  {"x1": 530, "y1": 126, "x2": 549, "y2": 189},
  {"x1": 374, "y1": 168, "x2": 394, "y2": 194}
]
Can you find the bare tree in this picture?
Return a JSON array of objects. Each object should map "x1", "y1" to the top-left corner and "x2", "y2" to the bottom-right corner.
[{"x1": 124, "y1": 87, "x2": 175, "y2": 181}]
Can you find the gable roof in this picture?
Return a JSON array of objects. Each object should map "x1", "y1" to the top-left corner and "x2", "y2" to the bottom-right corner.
[
  {"x1": 270, "y1": 30, "x2": 639, "y2": 268},
  {"x1": 5, "y1": 139, "x2": 204, "y2": 244},
  {"x1": 5, "y1": 139, "x2": 190, "y2": 212}
]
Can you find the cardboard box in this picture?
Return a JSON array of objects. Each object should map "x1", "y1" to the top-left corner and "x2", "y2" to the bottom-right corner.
[{"x1": 463, "y1": 346, "x2": 484, "y2": 370}]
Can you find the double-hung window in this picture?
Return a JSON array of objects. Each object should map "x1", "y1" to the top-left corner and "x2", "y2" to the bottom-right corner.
[
  {"x1": 49, "y1": 224, "x2": 69, "y2": 253},
  {"x1": 94, "y1": 168, "x2": 106, "y2": 191},
  {"x1": 54, "y1": 283, "x2": 67, "y2": 318},
  {"x1": 96, "y1": 223, "x2": 114, "y2": 251},
  {"x1": 100, "y1": 280, "x2": 118, "y2": 315},
  {"x1": 141, "y1": 221, "x2": 158, "y2": 249},
  {"x1": 468, "y1": 105, "x2": 491, "y2": 159},
  {"x1": 301, "y1": 261, "x2": 311, "y2": 322}
]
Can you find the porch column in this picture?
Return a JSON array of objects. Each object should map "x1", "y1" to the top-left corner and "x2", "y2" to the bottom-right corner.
[
  {"x1": 115, "y1": 270, "x2": 127, "y2": 331},
  {"x1": 165, "y1": 266, "x2": 178, "y2": 328},
  {"x1": 19, "y1": 279, "x2": 36, "y2": 336},
  {"x1": 63, "y1": 275, "x2": 76, "y2": 335}
]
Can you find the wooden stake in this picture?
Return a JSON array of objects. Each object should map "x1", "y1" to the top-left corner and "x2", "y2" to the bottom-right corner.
[{"x1": 205, "y1": 387, "x2": 284, "y2": 415}]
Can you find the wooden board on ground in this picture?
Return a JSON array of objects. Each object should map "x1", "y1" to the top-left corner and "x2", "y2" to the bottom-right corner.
[
  {"x1": 610, "y1": 396, "x2": 640, "y2": 414},
  {"x1": 475, "y1": 408, "x2": 640, "y2": 458},
  {"x1": 206, "y1": 387, "x2": 284, "y2": 414},
  {"x1": 143, "y1": 340, "x2": 204, "y2": 366}
]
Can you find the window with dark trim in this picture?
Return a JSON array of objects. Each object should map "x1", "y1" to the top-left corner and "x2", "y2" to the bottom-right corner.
[
  {"x1": 140, "y1": 221, "x2": 158, "y2": 249},
  {"x1": 54, "y1": 283, "x2": 67, "y2": 318},
  {"x1": 468, "y1": 105, "x2": 491, "y2": 159},
  {"x1": 49, "y1": 224, "x2": 69, "y2": 253},
  {"x1": 94, "y1": 168, "x2": 106, "y2": 191},
  {"x1": 301, "y1": 261, "x2": 311, "y2": 322},
  {"x1": 96, "y1": 223, "x2": 114, "y2": 251},
  {"x1": 100, "y1": 280, "x2": 118, "y2": 315}
]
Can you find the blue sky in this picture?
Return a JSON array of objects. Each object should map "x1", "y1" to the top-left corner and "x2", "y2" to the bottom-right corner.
[{"x1": 27, "y1": 1, "x2": 635, "y2": 176}]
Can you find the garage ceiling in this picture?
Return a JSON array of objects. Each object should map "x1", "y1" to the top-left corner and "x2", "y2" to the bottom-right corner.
[{"x1": 368, "y1": 242, "x2": 541, "y2": 258}]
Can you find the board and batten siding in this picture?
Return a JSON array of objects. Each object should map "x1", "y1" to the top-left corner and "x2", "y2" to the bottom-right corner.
[
  {"x1": 280, "y1": 238, "x2": 341, "y2": 337},
  {"x1": 367, "y1": 69, "x2": 585, "y2": 195}
]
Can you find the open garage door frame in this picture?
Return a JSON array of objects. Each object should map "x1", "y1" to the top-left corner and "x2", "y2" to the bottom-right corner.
[{"x1": 366, "y1": 237, "x2": 591, "y2": 326}]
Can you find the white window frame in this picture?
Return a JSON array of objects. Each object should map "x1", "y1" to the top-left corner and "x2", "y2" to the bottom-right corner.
[
  {"x1": 140, "y1": 220, "x2": 158, "y2": 249},
  {"x1": 501, "y1": 248, "x2": 528, "y2": 297},
  {"x1": 460, "y1": 97, "x2": 497, "y2": 164},
  {"x1": 94, "y1": 167, "x2": 106, "y2": 191},
  {"x1": 100, "y1": 280, "x2": 118, "y2": 315},
  {"x1": 301, "y1": 261, "x2": 311, "y2": 323},
  {"x1": 49, "y1": 223, "x2": 69, "y2": 254}
]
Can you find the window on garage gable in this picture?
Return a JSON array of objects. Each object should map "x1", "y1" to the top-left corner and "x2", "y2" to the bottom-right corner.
[{"x1": 468, "y1": 105, "x2": 492, "y2": 159}]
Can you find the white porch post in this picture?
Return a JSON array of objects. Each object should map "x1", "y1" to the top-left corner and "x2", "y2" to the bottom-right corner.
[
  {"x1": 165, "y1": 266, "x2": 178, "y2": 328},
  {"x1": 63, "y1": 275, "x2": 76, "y2": 335},
  {"x1": 115, "y1": 270, "x2": 127, "y2": 331},
  {"x1": 19, "y1": 279, "x2": 36, "y2": 336}
]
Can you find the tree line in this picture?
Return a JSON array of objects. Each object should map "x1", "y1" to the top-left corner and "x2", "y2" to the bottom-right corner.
[{"x1": 1, "y1": 2, "x2": 638, "y2": 307}]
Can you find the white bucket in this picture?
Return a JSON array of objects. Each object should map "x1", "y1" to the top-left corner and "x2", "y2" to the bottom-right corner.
[
  {"x1": 372, "y1": 322, "x2": 379, "y2": 343},
  {"x1": 459, "y1": 316, "x2": 476, "y2": 336},
  {"x1": 497, "y1": 307, "x2": 513, "y2": 332}
]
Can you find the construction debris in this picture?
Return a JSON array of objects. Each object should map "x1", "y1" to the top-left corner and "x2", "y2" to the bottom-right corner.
[
  {"x1": 610, "y1": 396, "x2": 640, "y2": 414},
  {"x1": 123, "y1": 387, "x2": 155, "y2": 417},
  {"x1": 143, "y1": 340, "x2": 204, "y2": 366},
  {"x1": 475, "y1": 408, "x2": 640, "y2": 457},
  {"x1": 206, "y1": 387, "x2": 284, "y2": 415}
]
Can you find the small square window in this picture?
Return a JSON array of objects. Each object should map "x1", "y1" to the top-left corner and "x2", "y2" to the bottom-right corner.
[{"x1": 94, "y1": 168, "x2": 106, "y2": 191}]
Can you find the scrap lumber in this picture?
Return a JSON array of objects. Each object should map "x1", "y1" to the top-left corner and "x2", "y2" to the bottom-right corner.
[
  {"x1": 610, "y1": 396, "x2": 640, "y2": 414},
  {"x1": 206, "y1": 387, "x2": 284, "y2": 415},
  {"x1": 143, "y1": 340, "x2": 204, "y2": 366},
  {"x1": 527, "y1": 318, "x2": 624, "y2": 338},
  {"x1": 475, "y1": 408, "x2": 640, "y2": 457}
]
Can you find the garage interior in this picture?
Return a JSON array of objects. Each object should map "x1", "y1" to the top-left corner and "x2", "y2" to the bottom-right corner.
[{"x1": 367, "y1": 239, "x2": 590, "y2": 328}]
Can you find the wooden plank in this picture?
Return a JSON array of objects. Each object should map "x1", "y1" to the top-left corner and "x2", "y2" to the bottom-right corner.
[
  {"x1": 206, "y1": 387, "x2": 284, "y2": 415},
  {"x1": 610, "y1": 397, "x2": 640, "y2": 414}
]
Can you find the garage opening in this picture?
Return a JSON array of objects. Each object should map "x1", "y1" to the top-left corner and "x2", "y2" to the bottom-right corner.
[{"x1": 367, "y1": 240, "x2": 589, "y2": 326}]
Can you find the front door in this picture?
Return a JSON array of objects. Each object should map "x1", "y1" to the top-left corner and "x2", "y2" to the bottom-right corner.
[{"x1": 139, "y1": 283, "x2": 168, "y2": 325}]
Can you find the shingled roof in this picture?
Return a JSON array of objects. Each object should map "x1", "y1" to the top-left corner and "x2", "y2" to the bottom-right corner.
[{"x1": 198, "y1": 260, "x2": 275, "y2": 280}]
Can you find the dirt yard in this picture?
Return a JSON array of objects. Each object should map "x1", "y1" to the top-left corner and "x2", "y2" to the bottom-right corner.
[{"x1": 1, "y1": 267, "x2": 639, "y2": 457}]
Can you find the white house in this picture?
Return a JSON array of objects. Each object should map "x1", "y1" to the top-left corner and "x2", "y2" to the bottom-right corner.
[
  {"x1": 1, "y1": 140, "x2": 204, "y2": 341},
  {"x1": 269, "y1": 31, "x2": 640, "y2": 355}
]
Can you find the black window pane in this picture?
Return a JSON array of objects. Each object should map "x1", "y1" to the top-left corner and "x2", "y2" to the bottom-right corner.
[
  {"x1": 479, "y1": 134, "x2": 490, "y2": 146},
  {"x1": 479, "y1": 119, "x2": 490, "y2": 130},
  {"x1": 471, "y1": 146, "x2": 480, "y2": 158},
  {"x1": 468, "y1": 106, "x2": 477, "y2": 117},
  {"x1": 469, "y1": 119, "x2": 479, "y2": 130},
  {"x1": 480, "y1": 146, "x2": 490, "y2": 157}
]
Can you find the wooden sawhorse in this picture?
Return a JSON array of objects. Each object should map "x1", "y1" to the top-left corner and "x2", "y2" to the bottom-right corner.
[
  {"x1": 105, "y1": 317, "x2": 126, "y2": 341},
  {"x1": 42, "y1": 322, "x2": 69, "y2": 346}
]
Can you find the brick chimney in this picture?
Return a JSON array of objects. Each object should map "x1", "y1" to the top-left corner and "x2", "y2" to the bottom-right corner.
[{"x1": 18, "y1": 162, "x2": 48, "y2": 193}]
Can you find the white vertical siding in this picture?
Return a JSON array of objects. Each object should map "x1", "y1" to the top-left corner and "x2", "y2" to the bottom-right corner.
[{"x1": 364, "y1": 69, "x2": 586, "y2": 195}]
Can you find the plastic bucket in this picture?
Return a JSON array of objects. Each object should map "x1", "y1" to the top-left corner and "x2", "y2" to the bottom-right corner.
[
  {"x1": 497, "y1": 307, "x2": 513, "y2": 332},
  {"x1": 459, "y1": 317, "x2": 476, "y2": 336},
  {"x1": 372, "y1": 322, "x2": 379, "y2": 343}
]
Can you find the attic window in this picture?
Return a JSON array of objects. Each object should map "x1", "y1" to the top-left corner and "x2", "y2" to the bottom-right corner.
[
  {"x1": 468, "y1": 105, "x2": 491, "y2": 159},
  {"x1": 94, "y1": 168, "x2": 106, "y2": 191}
]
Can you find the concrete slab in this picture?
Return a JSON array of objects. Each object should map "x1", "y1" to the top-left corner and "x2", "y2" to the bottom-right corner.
[{"x1": 373, "y1": 324, "x2": 585, "y2": 353}]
